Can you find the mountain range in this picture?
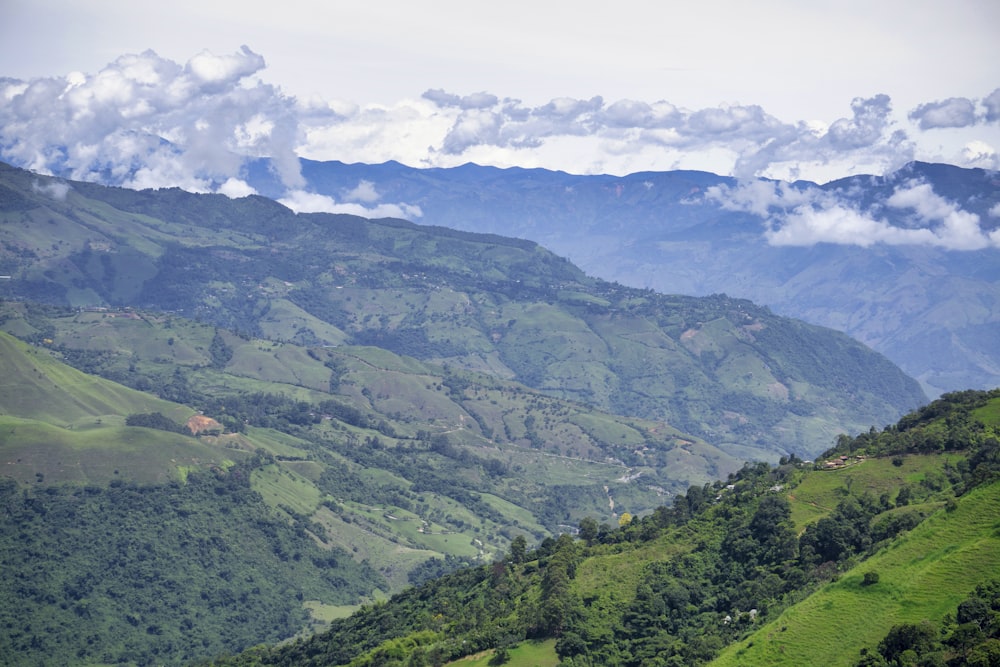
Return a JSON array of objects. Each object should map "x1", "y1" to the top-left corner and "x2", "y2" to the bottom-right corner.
[
  {"x1": 0, "y1": 160, "x2": 924, "y2": 461},
  {"x1": 243, "y1": 159, "x2": 1000, "y2": 399},
  {"x1": 0, "y1": 159, "x2": 994, "y2": 665}
]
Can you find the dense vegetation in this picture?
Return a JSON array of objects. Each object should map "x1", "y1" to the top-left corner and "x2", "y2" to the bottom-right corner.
[
  {"x1": 0, "y1": 459, "x2": 383, "y2": 666},
  {"x1": 198, "y1": 390, "x2": 1000, "y2": 666}
]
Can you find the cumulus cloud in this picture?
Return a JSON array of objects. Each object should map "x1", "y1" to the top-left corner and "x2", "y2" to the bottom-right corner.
[
  {"x1": 422, "y1": 89, "x2": 498, "y2": 109},
  {"x1": 961, "y1": 140, "x2": 999, "y2": 169},
  {"x1": 417, "y1": 92, "x2": 916, "y2": 180},
  {"x1": 217, "y1": 177, "x2": 257, "y2": 198},
  {"x1": 885, "y1": 182, "x2": 995, "y2": 250},
  {"x1": 707, "y1": 179, "x2": 999, "y2": 250},
  {"x1": 704, "y1": 179, "x2": 815, "y2": 217},
  {"x1": 908, "y1": 88, "x2": 1000, "y2": 130},
  {"x1": 909, "y1": 97, "x2": 977, "y2": 129},
  {"x1": 0, "y1": 47, "x2": 305, "y2": 192},
  {"x1": 984, "y1": 88, "x2": 1000, "y2": 123}
]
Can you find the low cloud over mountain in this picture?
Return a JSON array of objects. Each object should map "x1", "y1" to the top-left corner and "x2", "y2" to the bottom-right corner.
[
  {"x1": 705, "y1": 178, "x2": 1000, "y2": 250},
  {"x1": 2, "y1": 48, "x2": 998, "y2": 207}
]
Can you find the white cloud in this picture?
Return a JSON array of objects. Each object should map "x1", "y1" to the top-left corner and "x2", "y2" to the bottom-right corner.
[
  {"x1": 708, "y1": 178, "x2": 998, "y2": 250},
  {"x1": 961, "y1": 140, "x2": 999, "y2": 170},
  {"x1": 908, "y1": 88, "x2": 1000, "y2": 129},
  {"x1": 704, "y1": 180, "x2": 816, "y2": 217},
  {"x1": 0, "y1": 47, "x2": 304, "y2": 192},
  {"x1": 279, "y1": 189, "x2": 422, "y2": 219},
  {"x1": 278, "y1": 190, "x2": 338, "y2": 213},
  {"x1": 983, "y1": 88, "x2": 1000, "y2": 123},
  {"x1": 886, "y1": 182, "x2": 993, "y2": 250},
  {"x1": 32, "y1": 179, "x2": 71, "y2": 200},
  {"x1": 2, "y1": 48, "x2": 999, "y2": 201},
  {"x1": 343, "y1": 180, "x2": 380, "y2": 203},
  {"x1": 217, "y1": 177, "x2": 257, "y2": 198},
  {"x1": 186, "y1": 46, "x2": 265, "y2": 87},
  {"x1": 422, "y1": 89, "x2": 498, "y2": 110},
  {"x1": 764, "y1": 205, "x2": 935, "y2": 247},
  {"x1": 908, "y1": 97, "x2": 977, "y2": 129}
]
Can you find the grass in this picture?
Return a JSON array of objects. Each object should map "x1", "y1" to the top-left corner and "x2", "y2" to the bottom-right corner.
[
  {"x1": 308, "y1": 505, "x2": 439, "y2": 592},
  {"x1": 251, "y1": 463, "x2": 323, "y2": 516},
  {"x1": 257, "y1": 297, "x2": 349, "y2": 345},
  {"x1": 574, "y1": 533, "x2": 691, "y2": 604},
  {"x1": 786, "y1": 453, "x2": 961, "y2": 532},
  {"x1": 301, "y1": 600, "x2": 360, "y2": 635},
  {"x1": 0, "y1": 331, "x2": 190, "y2": 425},
  {"x1": 710, "y1": 479, "x2": 1000, "y2": 667},
  {"x1": 0, "y1": 416, "x2": 237, "y2": 485}
]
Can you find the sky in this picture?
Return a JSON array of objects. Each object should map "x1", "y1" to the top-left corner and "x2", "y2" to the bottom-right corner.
[{"x1": 1, "y1": 0, "x2": 998, "y2": 195}]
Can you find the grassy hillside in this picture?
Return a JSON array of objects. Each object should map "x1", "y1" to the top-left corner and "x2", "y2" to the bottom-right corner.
[
  {"x1": 0, "y1": 330, "x2": 236, "y2": 485},
  {"x1": 199, "y1": 389, "x2": 1000, "y2": 667},
  {"x1": 711, "y1": 480, "x2": 1000, "y2": 667},
  {"x1": 0, "y1": 162, "x2": 926, "y2": 460},
  {"x1": 0, "y1": 329, "x2": 188, "y2": 423}
]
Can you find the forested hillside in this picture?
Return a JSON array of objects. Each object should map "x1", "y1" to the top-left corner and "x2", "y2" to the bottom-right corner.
[
  {"x1": 199, "y1": 389, "x2": 1000, "y2": 667},
  {"x1": 0, "y1": 465, "x2": 383, "y2": 666}
]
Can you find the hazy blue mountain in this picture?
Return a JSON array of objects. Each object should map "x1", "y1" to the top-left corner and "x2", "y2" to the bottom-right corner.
[{"x1": 247, "y1": 160, "x2": 1000, "y2": 397}]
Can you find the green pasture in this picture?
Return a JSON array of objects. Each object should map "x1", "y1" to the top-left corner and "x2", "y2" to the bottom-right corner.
[
  {"x1": 0, "y1": 416, "x2": 236, "y2": 485},
  {"x1": 711, "y1": 480, "x2": 1000, "y2": 667}
]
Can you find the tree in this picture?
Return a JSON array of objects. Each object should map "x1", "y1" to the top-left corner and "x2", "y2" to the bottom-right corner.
[
  {"x1": 508, "y1": 535, "x2": 527, "y2": 564},
  {"x1": 878, "y1": 622, "x2": 937, "y2": 663},
  {"x1": 578, "y1": 517, "x2": 599, "y2": 546}
]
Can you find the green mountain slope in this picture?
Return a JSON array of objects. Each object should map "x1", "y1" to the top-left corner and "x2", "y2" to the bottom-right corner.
[
  {"x1": 0, "y1": 302, "x2": 738, "y2": 569},
  {"x1": 0, "y1": 162, "x2": 926, "y2": 460},
  {"x1": 0, "y1": 330, "x2": 235, "y2": 485},
  {"x1": 0, "y1": 329, "x2": 188, "y2": 423},
  {"x1": 199, "y1": 389, "x2": 1000, "y2": 667},
  {"x1": 0, "y1": 469, "x2": 385, "y2": 666},
  {"x1": 711, "y1": 480, "x2": 1000, "y2": 666}
]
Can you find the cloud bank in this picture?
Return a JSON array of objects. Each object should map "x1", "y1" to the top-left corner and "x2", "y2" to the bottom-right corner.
[
  {"x1": 705, "y1": 179, "x2": 1000, "y2": 250},
  {"x1": 1, "y1": 49, "x2": 998, "y2": 217}
]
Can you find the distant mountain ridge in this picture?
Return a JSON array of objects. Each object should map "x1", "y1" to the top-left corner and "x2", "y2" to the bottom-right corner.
[{"x1": 245, "y1": 159, "x2": 1000, "y2": 397}]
